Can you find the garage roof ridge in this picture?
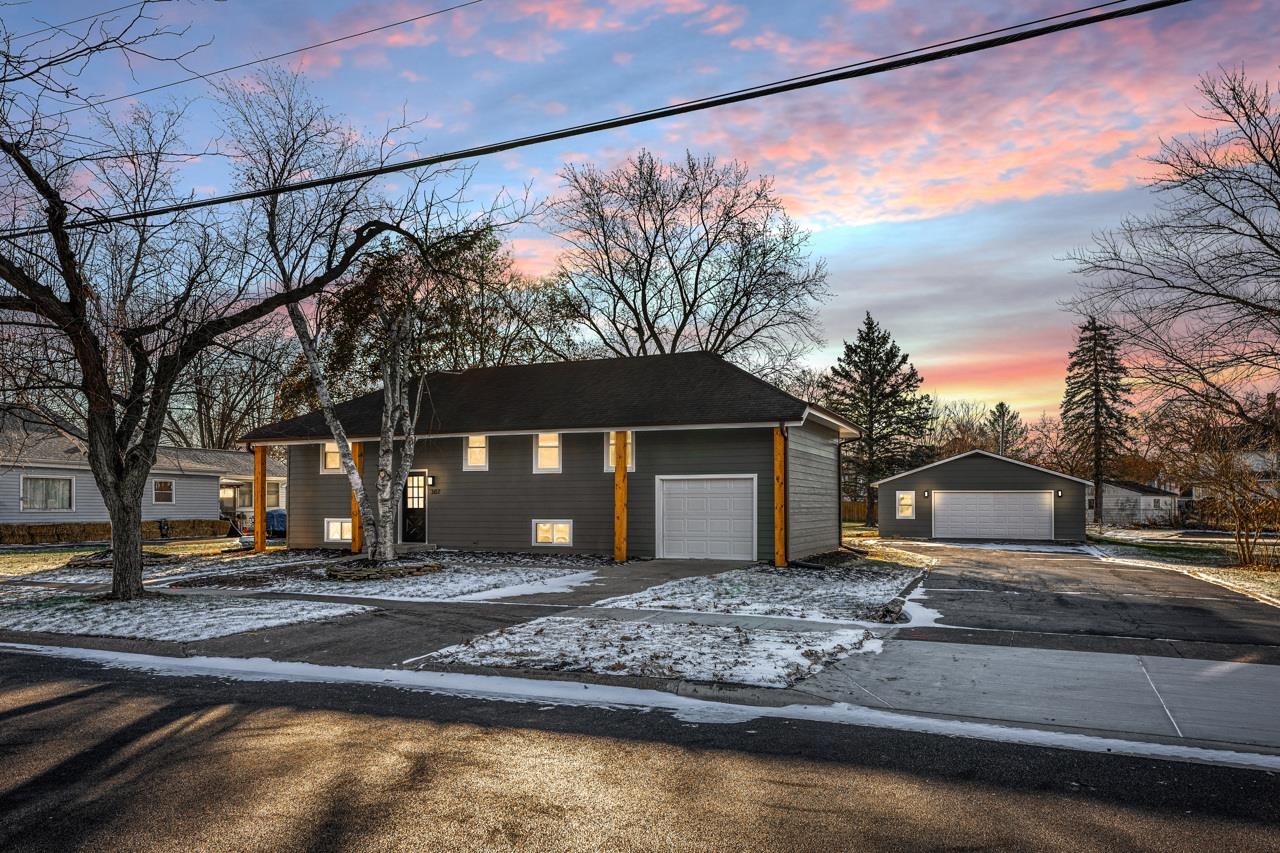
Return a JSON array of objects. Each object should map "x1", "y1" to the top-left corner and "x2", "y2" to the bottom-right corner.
[{"x1": 870, "y1": 449, "x2": 1092, "y2": 487}]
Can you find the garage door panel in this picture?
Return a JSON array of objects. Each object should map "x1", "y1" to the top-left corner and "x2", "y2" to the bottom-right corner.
[
  {"x1": 934, "y1": 491, "x2": 1053, "y2": 540},
  {"x1": 660, "y1": 476, "x2": 755, "y2": 560}
]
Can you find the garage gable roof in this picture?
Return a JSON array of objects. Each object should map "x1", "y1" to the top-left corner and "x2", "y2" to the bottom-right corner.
[{"x1": 870, "y1": 450, "x2": 1091, "y2": 487}]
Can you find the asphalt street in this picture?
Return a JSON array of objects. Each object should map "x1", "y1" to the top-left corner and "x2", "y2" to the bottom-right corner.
[{"x1": 0, "y1": 650, "x2": 1277, "y2": 852}]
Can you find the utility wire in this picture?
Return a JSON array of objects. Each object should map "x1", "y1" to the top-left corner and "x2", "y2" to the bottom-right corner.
[
  {"x1": 3, "y1": 0, "x2": 1193, "y2": 238},
  {"x1": 10, "y1": 1, "x2": 152, "y2": 40},
  {"x1": 50, "y1": 0, "x2": 487, "y2": 117}
]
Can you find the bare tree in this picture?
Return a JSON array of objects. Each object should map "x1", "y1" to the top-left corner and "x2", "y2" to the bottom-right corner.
[
  {"x1": 0, "y1": 24, "x2": 437, "y2": 597},
  {"x1": 1070, "y1": 68, "x2": 1280, "y2": 430},
  {"x1": 926, "y1": 399, "x2": 993, "y2": 458},
  {"x1": 548, "y1": 149, "x2": 829, "y2": 377},
  {"x1": 1023, "y1": 413, "x2": 1086, "y2": 477}
]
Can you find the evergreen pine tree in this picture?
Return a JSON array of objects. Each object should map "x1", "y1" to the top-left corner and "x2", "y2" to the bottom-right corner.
[
  {"x1": 986, "y1": 402, "x2": 1028, "y2": 457},
  {"x1": 1061, "y1": 317, "x2": 1130, "y2": 524},
  {"x1": 823, "y1": 312, "x2": 933, "y2": 513}
]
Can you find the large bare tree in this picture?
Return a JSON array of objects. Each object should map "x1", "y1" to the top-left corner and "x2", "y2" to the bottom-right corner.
[
  {"x1": 0, "y1": 16, "x2": 442, "y2": 597},
  {"x1": 548, "y1": 149, "x2": 829, "y2": 377},
  {"x1": 1070, "y1": 68, "x2": 1280, "y2": 430}
]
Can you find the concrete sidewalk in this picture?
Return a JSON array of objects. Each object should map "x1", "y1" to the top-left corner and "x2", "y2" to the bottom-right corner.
[{"x1": 802, "y1": 637, "x2": 1280, "y2": 749}]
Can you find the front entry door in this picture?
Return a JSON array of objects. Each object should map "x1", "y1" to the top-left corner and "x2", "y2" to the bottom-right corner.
[{"x1": 401, "y1": 471, "x2": 428, "y2": 544}]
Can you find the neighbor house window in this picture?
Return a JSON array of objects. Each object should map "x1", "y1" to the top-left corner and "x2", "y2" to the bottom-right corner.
[
  {"x1": 20, "y1": 475, "x2": 73, "y2": 512},
  {"x1": 533, "y1": 519, "x2": 572, "y2": 546},
  {"x1": 604, "y1": 431, "x2": 635, "y2": 472},
  {"x1": 152, "y1": 479, "x2": 175, "y2": 504},
  {"x1": 219, "y1": 486, "x2": 236, "y2": 513},
  {"x1": 236, "y1": 483, "x2": 252, "y2": 509},
  {"x1": 324, "y1": 518, "x2": 353, "y2": 542},
  {"x1": 895, "y1": 490, "x2": 915, "y2": 520},
  {"x1": 266, "y1": 481, "x2": 282, "y2": 509},
  {"x1": 463, "y1": 435, "x2": 488, "y2": 471},
  {"x1": 321, "y1": 442, "x2": 343, "y2": 473},
  {"x1": 533, "y1": 433, "x2": 561, "y2": 473}
]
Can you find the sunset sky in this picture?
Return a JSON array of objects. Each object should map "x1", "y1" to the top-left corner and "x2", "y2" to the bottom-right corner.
[{"x1": 20, "y1": 0, "x2": 1280, "y2": 415}]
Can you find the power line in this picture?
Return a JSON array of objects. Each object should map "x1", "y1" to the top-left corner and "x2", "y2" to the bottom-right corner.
[
  {"x1": 50, "y1": 0, "x2": 487, "y2": 117},
  {"x1": 4, "y1": 0, "x2": 1193, "y2": 238},
  {"x1": 10, "y1": 1, "x2": 151, "y2": 41}
]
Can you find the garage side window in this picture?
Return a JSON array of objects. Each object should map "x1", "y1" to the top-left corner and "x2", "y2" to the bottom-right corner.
[{"x1": 895, "y1": 490, "x2": 915, "y2": 520}]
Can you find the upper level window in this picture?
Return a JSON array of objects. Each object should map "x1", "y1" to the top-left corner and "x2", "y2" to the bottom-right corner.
[
  {"x1": 321, "y1": 442, "x2": 343, "y2": 473},
  {"x1": 533, "y1": 433, "x2": 561, "y2": 473},
  {"x1": 464, "y1": 435, "x2": 488, "y2": 471},
  {"x1": 21, "y1": 476, "x2": 73, "y2": 512},
  {"x1": 895, "y1": 490, "x2": 915, "y2": 520},
  {"x1": 604, "y1": 431, "x2": 635, "y2": 472},
  {"x1": 152, "y1": 479, "x2": 175, "y2": 504}
]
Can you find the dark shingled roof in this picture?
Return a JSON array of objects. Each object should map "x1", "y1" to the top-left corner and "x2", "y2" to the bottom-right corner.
[{"x1": 244, "y1": 352, "x2": 851, "y2": 442}]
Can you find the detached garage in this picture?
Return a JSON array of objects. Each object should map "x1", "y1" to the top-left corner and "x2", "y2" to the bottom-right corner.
[{"x1": 873, "y1": 450, "x2": 1088, "y2": 542}]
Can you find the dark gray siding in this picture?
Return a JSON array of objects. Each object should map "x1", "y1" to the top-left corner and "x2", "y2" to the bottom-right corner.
[
  {"x1": 0, "y1": 465, "x2": 220, "y2": 525},
  {"x1": 285, "y1": 427, "x2": 777, "y2": 559},
  {"x1": 786, "y1": 421, "x2": 840, "y2": 559},
  {"x1": 627, "y1": 428, "x2": 774, "y2": 562},
  {"x1": 876, "y1": 455, "x2": 1086, "y2": 541}
]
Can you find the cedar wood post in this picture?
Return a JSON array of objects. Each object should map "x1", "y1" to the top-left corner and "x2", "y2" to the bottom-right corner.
[
  {"x1": 253, "y1": 445, "x2": 267, "y2": 553},
  {"x1": 350, "y1": 441, "x2": 364, "y2": 554},
  {"x1": 613, "y1": 430, "x2": 628, "y2": 562},
  {"x1": 773, "y1": 426, "x2": 787, "y2": 567}
]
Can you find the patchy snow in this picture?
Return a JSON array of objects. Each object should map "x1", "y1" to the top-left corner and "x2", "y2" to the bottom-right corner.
[
  {"x1": 1183, "y1": 567, "x2": 1280, "y2": 607},
  {"x1": 27, "y1": 550, "x2": 343, "y2": 586},
  {"x1": 595, "y1": 564, "x2": 920, "y2": 622},
  {"x1": 4, "y1": 641, "x2": 1277, "y2": 772},
  {"x1": 0, "y1": 593, "x2": 369, "y2": 641},
  {"x1": 196, "y1": 564, "x2": 598, "y2": 603},
  {"x1": 422, "y1": 616, "x2": 875, "y2": 687},
  {"x1": 0, "y1": 583, "x2": 65, "y2": 604}
]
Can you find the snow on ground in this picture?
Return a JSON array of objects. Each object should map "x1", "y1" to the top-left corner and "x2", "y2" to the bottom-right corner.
[
  {"x1": 422, "y1": 616, "x2": 875, "y2": 687},
  {"x1": 26, "y1": 549, "x2": 343, "y2": 585},
  {"x1": 0, "y1": 591, "x2": 369, "y2": 641},
  {"x1": 1182, "y1": 568, "x2": 1280, "y2": 606},
  {"x1": 5, "y1": 642, "x2": 1276, "y2": 771},
  {"x1": 594, "y1": 563, "x2": 920, "y2": 622},
  {"x1": 199, "y1": 564, "x2": 598, "y2": 602}
]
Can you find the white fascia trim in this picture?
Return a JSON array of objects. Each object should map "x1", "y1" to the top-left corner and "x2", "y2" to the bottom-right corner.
[
  {"x1": 871, "y1": 450, "x2": 1092, "y2": 487},
  {"x1": 802, "y1": 406, "x2": 858, "y2": 437},
  {"x1": 246, "y1": 421, "x2": 809, "y2": 447}
]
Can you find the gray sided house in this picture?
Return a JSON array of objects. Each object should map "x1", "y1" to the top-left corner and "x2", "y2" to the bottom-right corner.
[
  {"x1": 1086, "y1": 480, "x2": 1178, "y2": 527},
  {"x1": 0, "y1": 418, "x2": 285, "y2": 543},
  {"x1": 874, "y1": 450, "x2": 1088, "y2": 542},
  {"x1": 241, "y1": 352, "x2": 857, "y2": 563}
]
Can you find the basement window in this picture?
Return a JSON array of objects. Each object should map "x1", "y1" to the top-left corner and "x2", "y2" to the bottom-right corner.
[
  {"x1": 533, "y1": 433, "x2": 561, "y2": 474},
  {"x1": 463, "y1": 435, "x2": 488, "y2": 471},
  {"x1": 324, "y1": 518, "x2": 353, "y2": 543},
  {"x1": 533, "y1": 519, "x2": 572, "y2": 546},
  {"x1": 152, "y1": 479, "x2": 175, "y2": 504},
  {"x1": 895, "y1": 490, "x2": 915, "y2": 520}
]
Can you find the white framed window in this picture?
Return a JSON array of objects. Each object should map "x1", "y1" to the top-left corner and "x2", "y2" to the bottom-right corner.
[
  {"x1": 321, "y1": 442, "x2": 343, "y2": 473},
  {"x1": 20, "y1": 475, "x2": 74, "y2": 512},
  {"x1": 463, "y1": 435, "x2": 488, "y2": 471},
  {"x1": 532, "y1": 519, "x2": 573, "y2": 546},
  {"x1": 533, "y1": 433, "x2": 561, "y2": 473},
  {"x1": 266, "y1": 481, "x2": 282, "y2": 509},
  {"x1": 895, "y1": 490, "x2": 915, "y2": 520},
  {"x1": 152, "y1": 479, "x2": 175, "y2": 504},
  {"x1": 324, "y1": 518, "x2": 353, "y2": 543},
  {"x1": 604, "y1": 431, "x2": 635, "y2": 472}
]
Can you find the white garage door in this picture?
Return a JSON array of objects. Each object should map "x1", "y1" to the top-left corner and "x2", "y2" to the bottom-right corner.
[
  {"x1": 659, "y1": 476, "x2": 755, "y2": 560},
  {"x1": 933, "y1": 491, "x2": 1054, "y2": 540}
]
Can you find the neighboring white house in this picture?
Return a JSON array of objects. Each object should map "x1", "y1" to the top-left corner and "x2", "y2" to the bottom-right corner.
[
  {"x1": 1086, "y1": 480, "x2": 1178, "y2": 527},
  {"x1": 0, "y1": 418, "x2": 286, "y2": 543}
]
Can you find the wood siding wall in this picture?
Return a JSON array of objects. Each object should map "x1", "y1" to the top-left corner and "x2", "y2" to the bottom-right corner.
[{"x1": 786, "y1": 420, "x2": 840, "y2": 559}]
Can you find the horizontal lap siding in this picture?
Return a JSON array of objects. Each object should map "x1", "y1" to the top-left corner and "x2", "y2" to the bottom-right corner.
[
  {"x1": 627, "y1": 429, "x2": 774, "y2": 562},
  {"x1": 0, "y1": 466, "x2": 220, "y2": 524},
  {"x1": 877, "y1": 455, "x2": 1086, "y2": 541},
  {"x1": 286, "y1": 446, "x2": 359, "y2": 548},
  {"x1": 786, "y1": 421, "x2": 840, "y2": 560}
]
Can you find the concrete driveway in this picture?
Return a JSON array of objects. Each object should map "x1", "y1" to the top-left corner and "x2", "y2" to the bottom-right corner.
[{"x1": 891, "y1": 544, "x2": 1280, "y2": 660}]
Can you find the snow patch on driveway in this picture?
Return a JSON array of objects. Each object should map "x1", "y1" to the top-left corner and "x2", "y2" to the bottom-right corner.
[
  {"x1": 422, "y1": 616, "x2": 876, "y2": 687},
  {"x1": 595, "y1": 564, "x2": 919, "y2": 622},
  {"x1": 0, "y1": 593, "x2": 369, "y2": 641}
]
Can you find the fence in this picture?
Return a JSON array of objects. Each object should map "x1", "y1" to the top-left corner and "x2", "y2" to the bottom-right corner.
[{"x1": 841, "y1": 500, "x2": 868, "y2": 523}]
